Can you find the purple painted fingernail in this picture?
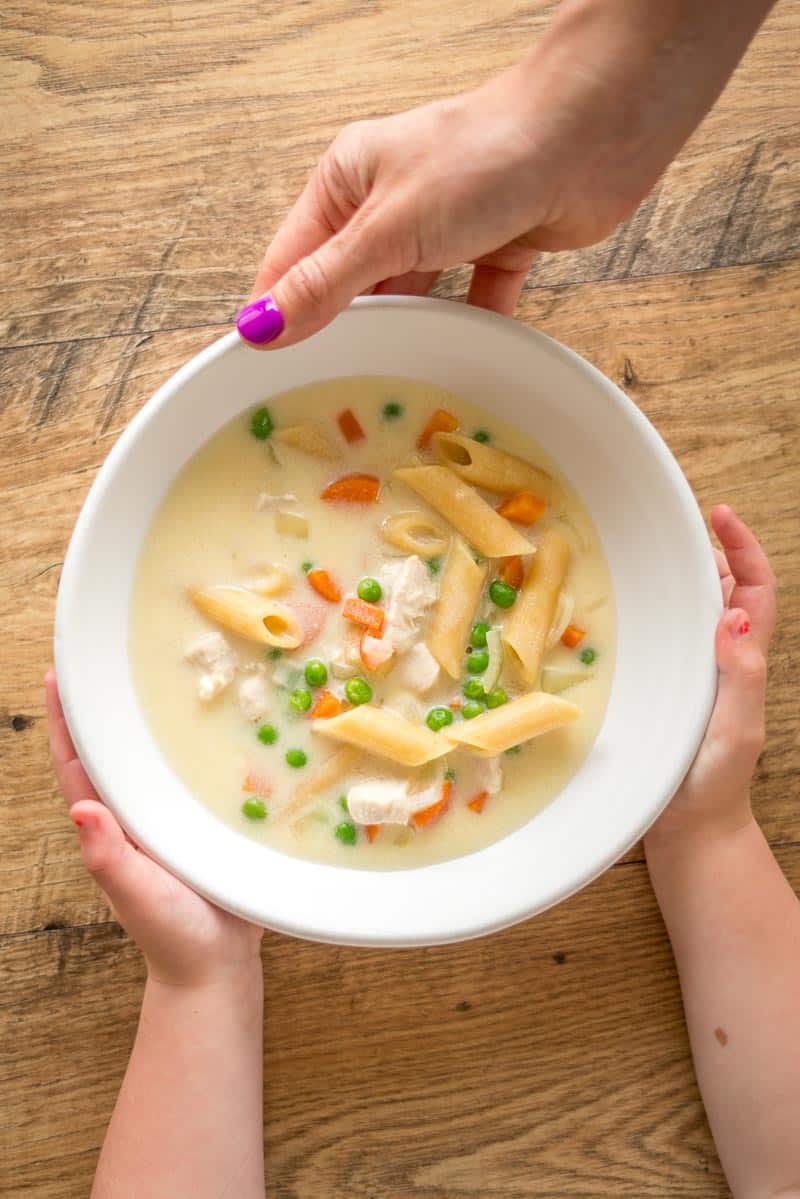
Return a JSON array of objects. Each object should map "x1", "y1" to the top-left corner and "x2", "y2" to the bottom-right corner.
[{"x1": 236, "y1": 295, "x2": 285, "y2": 345}]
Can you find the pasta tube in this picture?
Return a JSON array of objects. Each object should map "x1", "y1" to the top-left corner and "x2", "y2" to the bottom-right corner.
[
  {"x1": 273, "y1": 421, "x2": 338, "y2": 459},
  {"x1": 312, "y1": 705, "x2": 451, "y2": 767},
  {"x1": 502, "y1": 528, "x2": 570, "y2": 685},
  {"x1": 393, "y1": 466, "x2": 531, "y2": 558},
  {"x1": 245, "y1": 563, "x2": 291, "y2": 597},
  {"x1": 431, "y1": 431, "x2": 560, "y2": 502},
  {"x1": 380, "y1": 510, "x2": 451, "y2": 558},
  {"x1": 445, "y1": 691, "x2": 579, "y2": 755},
  {"x1": 279, "y1": 745, "x2": 360, "y2": 823},
  {"x1": 427, "y1": 537, "x2": 488, "y2": 678},
  {"x1": 189, "y1": 586, "x2": 303, "y2": 649}
]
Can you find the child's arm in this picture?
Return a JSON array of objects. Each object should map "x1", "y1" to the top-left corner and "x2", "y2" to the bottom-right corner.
[
  {"x1": 46, "y1": 674, "x2": 266, "y2": 1199},
  {"x1": 645, "y1": 509, "x2": 800, "y2": 1198}
]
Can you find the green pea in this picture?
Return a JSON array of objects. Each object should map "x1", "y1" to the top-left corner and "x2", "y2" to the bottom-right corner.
[
  {"x1": 304, "y1": 659, "x2": 328, "y2": 688},
  {"x1": 426, "y1": 557, "x2": 442, "y2": 576},
  {"x1": 580, "y1": 647, "x2": 597, "y2": 666},
  {"x1": 241, "y1": 797, "x2": 267, "y2": 820},
  {"x1": 426, "y1": 706, "x2": 454, "y2": 732},
  {"x1": 504, "y1": 744, "x2": 523, "y2": 756},
  {"x1": 472, "y1": 429, "x2": 491, "y2": 443},
  {"x1": 470, "y1": 621, "x2": 490, "y2": 648},
  {"x1": 288, "y1": 688, "x2": 312, "y2": 713},
  {"x1": 466, "y1": 650, "x2": 489, "y2": 674},
  {"x1": 382, "y1": 401, "x2": 403, "y2": 419},
  {"x1": 463, "y1": 678, "x2": 486, "y2": 701},
  {"x1": 335, "y1": 821, "x2": 357, "y2": 845},
  {"x1": 257, "y1": 723, "x2": 278, "y2": 745},
  {"x1": 489, "y1": 579, "x2": 517, "y2": 609},
  {"x1": 267, "y1": 647, "x2": 283, "y2": 660},
  {"x1": 301, "y1": 560, "x2": 314, "y2": 573},
  {"x1": 338, "y1": 795, "x2": 349, "y2": 812},
  {"x1": 250, "y1": 406, "x2": 274, "y2": 440},
  {"x1": 444, "y1": 768, "x2": 456, "y2": 782},
  {"x1": 461, "y1": 700, "x2": 485, "y2": 720},
  {"x1": 345, "y1": 677, "x2": 372, "y2": 706},
  {"x1": 486, "y1": 687, "x2": 509, "y2": 709},
  {"x1": 285, "y1": 748, "x2": 307, "y2": 769},
  {"x1": 357, "y1": 577, "x2": 382, "y2": 603}
]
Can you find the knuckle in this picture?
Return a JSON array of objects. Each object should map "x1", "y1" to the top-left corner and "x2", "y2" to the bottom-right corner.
[
  {"x1": 740, "y1": 653, "x2": 767, "y2": 687},
  {"x1": 288, "y1": 254, "x2": 330, "y2": 312}
]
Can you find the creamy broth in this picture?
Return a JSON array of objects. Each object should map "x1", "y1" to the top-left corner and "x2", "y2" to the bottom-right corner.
[{"x1": 130, "y1": 377, "x2": 615, "y2": 869}]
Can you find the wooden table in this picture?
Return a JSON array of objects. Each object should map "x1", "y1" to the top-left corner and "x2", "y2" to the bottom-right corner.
[{"x1": 1, "y1": 3, "x2": 798, "y2": 1195}]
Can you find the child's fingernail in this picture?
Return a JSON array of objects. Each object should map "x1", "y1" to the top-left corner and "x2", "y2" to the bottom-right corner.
[
  {"x1": 236, "y1": 295, "x2": 284, "y2": 345},
  {"x1": 71, "y1": 808, "x2": 94, "y2": 831},
  {"x1": 734, "y1": 618, "x2": 751, "y2": 639}
]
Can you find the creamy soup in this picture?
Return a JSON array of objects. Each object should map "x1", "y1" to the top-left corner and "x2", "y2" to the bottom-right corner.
[{"x1": 131, "y1": 377, "x2": 615, "y2": 869}]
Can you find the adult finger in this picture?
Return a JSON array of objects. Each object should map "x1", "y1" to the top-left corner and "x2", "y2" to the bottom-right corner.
[
  {"x1": 237, "y1": 209, "x2": 401, "y2": 350},
  {"x1": 467, "y1": 260, "x2": 533, "y2": 315},
  {"x1": 247, "y1": 167, "x2": 337, "y2": 304},
  {"x1": 372, "y1": 269, "x2": 440, "y2": 298}
]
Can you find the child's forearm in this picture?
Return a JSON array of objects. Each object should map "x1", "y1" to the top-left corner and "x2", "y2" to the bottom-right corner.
[
  {"x1": 92, "y1": 962, "x2": 265, "y2": 1199},
  {"x1": 646, "y1": 820, "x2": 800, "y2": 1198}
]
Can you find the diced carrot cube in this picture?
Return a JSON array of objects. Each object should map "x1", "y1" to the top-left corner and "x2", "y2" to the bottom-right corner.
[
  {"x1": 306, "y1": 568, "x2": 342, "y2": 603},
  {"x1": 243, "y1": 772, "x2": 272, "y2": 797},
  {"x1": 496, "y1": 491, "x2": 546, "y2": 526},
  {"x1": 337, "y1": 408, "x2": 365, "y2": 443},
  {"x1": 310, "y1": 690, "x2": 343, "y2": 719},
  {"x1": 467, "y1": 790, "x2": 489, "y2": 813},
  {"x1": 365, "y1": 824, "x2": 380, "y2": 843},
  {"x1": 321, "y1": 473, "x2": 381, "y2": 503},
  {"x1": 561, "y1": 623, "x2": 586, "y2": 649},
  {"x1": 342, "y1": 596, "x2": 385, "y2": 635},
  {"x1": 499, "y1": 555, "x2": 524, "y2": 588},
  {"x1": 417, "y1": 408, "x2": 459, "y2": 449},
  {"x1": 412, "y1": 780, "x2": 452, "y2": 828}
]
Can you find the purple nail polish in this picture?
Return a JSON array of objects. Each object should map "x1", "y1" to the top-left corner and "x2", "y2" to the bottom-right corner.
[{"x1": 236, "y1": 295, "x2": 285, "y2": 345}]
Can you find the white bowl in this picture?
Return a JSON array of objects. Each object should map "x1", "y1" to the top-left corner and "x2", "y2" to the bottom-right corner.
[{"x1": 55, "y1": 298, "x2": 720, "y2": 946}]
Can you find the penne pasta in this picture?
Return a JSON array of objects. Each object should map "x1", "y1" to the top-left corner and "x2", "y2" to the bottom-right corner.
[
  {"x1": 312, "y1": 705, "x2": 451, "y2": 767},
  {"x1": 427, "y1": 537, "x2": 488, "y2": 678},
  {"x1": 273, "y1": 420, "x2": 338, "y2": 459},
  {"x1": 189, "y1": 585, "x2": 303, "y2": 648},
  {"x1": 445, "y1": 691, "x2": 579, "y2": 755},
  {"x1": 280, "y1": 745, "x2": 361, "y2": 824},
  {"x1": 430, "y1": 431, "x2": 561, "y2": 503},
  {"x1": 546, "y1": 588, "x2": 574, "y2": 649},
  {"x1": 245, "y1": 563, "x2": 291, "y2": 597},
  {"x1": 380, "y1": 510, "x2": 451, "y2": 558},
  {"x1": 502, "y1": 528, "x2": 570, "y2": 684},
  {"x1": 393, "y1": 465, "x2": 532, "y2": 558}
]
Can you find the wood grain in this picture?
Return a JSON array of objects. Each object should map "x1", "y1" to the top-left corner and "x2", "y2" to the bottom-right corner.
[{"x1": 1, "y1": 1, "x2": 799, "y2": 1196}]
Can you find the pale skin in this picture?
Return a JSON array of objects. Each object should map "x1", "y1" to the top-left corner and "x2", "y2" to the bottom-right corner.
[{"x1": 49, "y1": 1, "x2": 795, "y2": 1194}]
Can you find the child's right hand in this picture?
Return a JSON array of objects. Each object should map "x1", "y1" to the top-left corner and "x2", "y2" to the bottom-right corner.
[
  {"x1": 46, "y1": 671, "x2": 264, "y2": 987},
  {"x1": 647, "y1": 506, "x2": 777, "y2": 843}
]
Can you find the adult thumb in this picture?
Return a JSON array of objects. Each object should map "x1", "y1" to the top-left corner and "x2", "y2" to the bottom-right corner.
[{"x1": 236, "y1": 214, "x2": 395, "y2": 350}]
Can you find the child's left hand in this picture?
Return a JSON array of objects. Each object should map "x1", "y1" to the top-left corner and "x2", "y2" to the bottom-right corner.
[{"x1": 46, "y1": 671, "x2": 264, "y2": 987}]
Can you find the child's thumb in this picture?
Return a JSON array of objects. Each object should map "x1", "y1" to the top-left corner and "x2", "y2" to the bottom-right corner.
[
  {"x1": 710, "y1": 607, "x2": 767, "y2": 771},
  {"x1": 237, "y1": 214, "x2": 396, "y2": 351},
  {"x1": 70, "y1": 801, "x2": 157, "y2": 920}
]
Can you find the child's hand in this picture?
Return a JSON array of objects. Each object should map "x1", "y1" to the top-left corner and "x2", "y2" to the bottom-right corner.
[
  {"x1": 46, "y1": 671, "x2": 263, "y2": 987},
  {"x1": 649, "y1": 506, "x2": 776, "y2": 842}
]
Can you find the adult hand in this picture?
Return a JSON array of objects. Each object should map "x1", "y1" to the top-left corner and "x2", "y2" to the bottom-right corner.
[{"x1": 46, "y1": 671, "x2": 263, "y2": 986}]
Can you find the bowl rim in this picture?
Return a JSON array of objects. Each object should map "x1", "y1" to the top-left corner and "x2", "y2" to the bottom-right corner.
[{"x1": 55, "y1": 296, "x2": 720, "y2": 945}]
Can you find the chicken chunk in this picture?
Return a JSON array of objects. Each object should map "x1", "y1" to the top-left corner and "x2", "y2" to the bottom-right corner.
[
  {"x1": 238, "y1": 667, "x2": 270, "y2": 721},
  {"x1": 379, "y1": 555, "x2": 438, "y2": 653},
  {"x1": 395, "y1": 642, "x2": 440, "y2": 694},
  {"x1": 185, "y1": 631, "x2": 237, "y2": 701}
]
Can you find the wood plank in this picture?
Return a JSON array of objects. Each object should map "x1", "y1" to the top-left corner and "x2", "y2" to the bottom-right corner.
[
  {"x1": 1, "y1": 258, "x2": 798, "y2": 933},
  {"x1": 15, "y1": 846, "x2": 800, "y2": 1198},
  {"x1": 1, "y1": 1, "x2": 798, "y2": 348}
]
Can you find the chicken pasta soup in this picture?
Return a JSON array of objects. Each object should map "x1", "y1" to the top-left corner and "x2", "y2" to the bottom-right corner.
[{"x1": 131, "y1": 377, "x2": 615, "y2": 869}]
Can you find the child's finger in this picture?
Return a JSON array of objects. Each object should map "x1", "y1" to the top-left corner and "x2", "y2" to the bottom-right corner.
[
  {"x1": 712, "y1": 505, "x2": 775, "y2": 590},
  {"x1": 707, "y1": 608, "x2": 766, "y2": 778},
  {"x1": 713, "y1": 548, "x2": 735, "y2": 606},
  {"x1": 45, "y1": 670, "x2": 78, "y2": 767},
  {"x1": 70, "y1": 801, "x2": 166, "y2": 920}
]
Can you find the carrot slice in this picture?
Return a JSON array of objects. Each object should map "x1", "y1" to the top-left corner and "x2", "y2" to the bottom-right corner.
[
  {"x1": 310, "y1": 689, "x2": 343, "y2": 719},
  {"x1": 365, "y1": 824, "x2": 380, "y2": 843},
  {"x1": 499, "y1": 555, "x2": 524, "y2": 588},
  {"x1": 496, "y1": 491, "x2": 546, "y2": 526},
  {"x1": 412, "y1": 780, "x2": 452, "y2": 828},
  {"x1": 306, "y1": 568, "x2": 342, "y2": 603},
  {"x1": 448, "y1": 699, "x2": 462, "y2": 712},
  {"x1": 467, "y1": 789, "x2": 489, "y2": 814},
  {"x1": 417, "y1": 408, "x2": 459, "y2": 449},
  {"x1": 337, "y1": 408, "x2": 365, "y2": 443},
  {"x1": 342, "y1": 596, "x2": 385, "y2": 635},
  {"x1": 321, "y1": 473, "x2": 380, "y2": 503},
  {"x1": 561, "y1": 623, "x2": 586, "y2": 649}
]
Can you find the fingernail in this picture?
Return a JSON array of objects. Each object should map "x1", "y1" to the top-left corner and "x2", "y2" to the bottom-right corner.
[
  {"x1": 71, "y1": 808, "x2": 94, "y2": 831},
  {"x1": 733, "y1": 613, "x2": 751, "y2": 639},
  {"x1": 236, "y1": 295, "x2": 284, "y2": 345}
]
